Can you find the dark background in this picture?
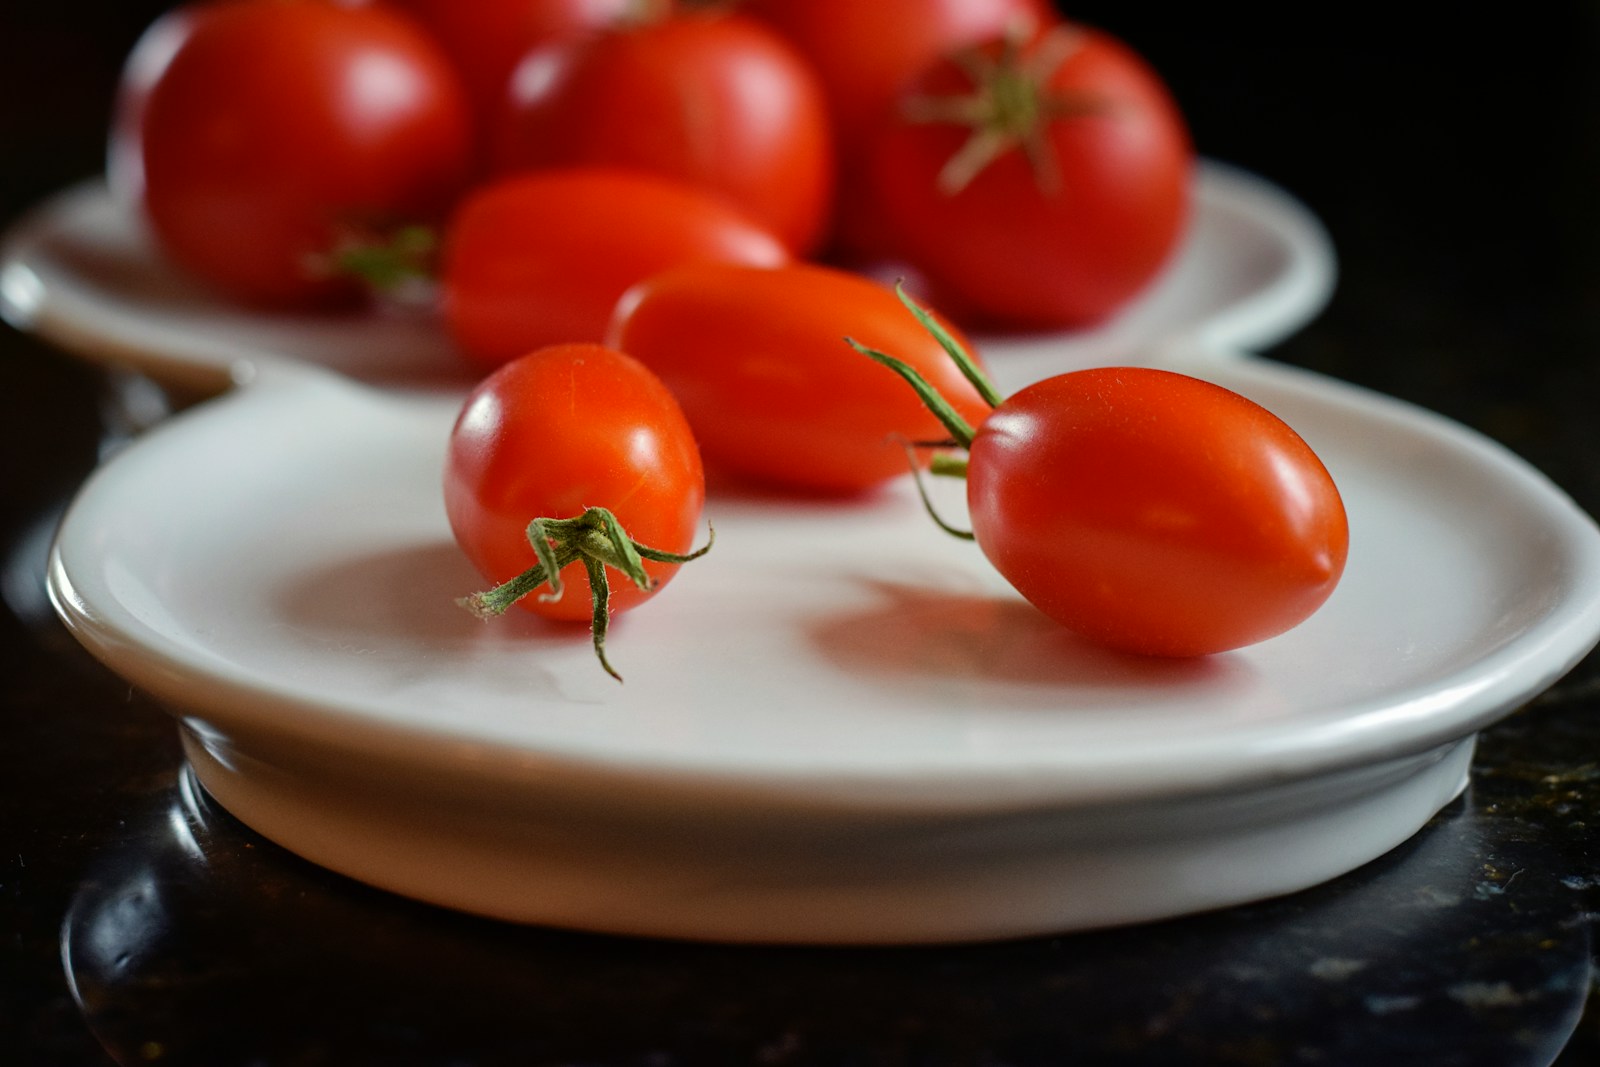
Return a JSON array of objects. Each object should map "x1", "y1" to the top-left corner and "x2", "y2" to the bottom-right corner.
[{"x1": 4, "y1": 3, "x2": 1600, "y2": 1064}]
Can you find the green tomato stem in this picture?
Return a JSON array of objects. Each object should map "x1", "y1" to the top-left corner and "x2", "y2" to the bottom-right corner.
[
  {"x1": 891, "y1": 283, "x2": 1004, "y2": 408},
  {"x1": 458, "y1": 506, "x2": 713, "y2": 682},
  {"x1": 848, "y1": 339, "x2": 978, "y2": 449},
  {"x1": 332, "y1": 224, "x2": 438, "y2": 292},
  {"x1": 892, "y1": 438, "x2": 976, "y2": 541},
  {"x1": 851, "y1": 285, "x2": 1013, "y2": 543}
]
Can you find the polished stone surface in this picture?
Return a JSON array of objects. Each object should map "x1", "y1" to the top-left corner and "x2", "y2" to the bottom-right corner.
[{"x1": 5, "y1": 2, "x2": 1600, "y2": 1063}]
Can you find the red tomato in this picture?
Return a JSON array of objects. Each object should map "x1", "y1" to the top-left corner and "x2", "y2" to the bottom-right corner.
[
  {"x1": 743, "y1": 0, "x2": 1050, "y2": 254},
  {"x1": 440, "y1": 167, "x2": 789, "y2": 370},
  {"x1": 386, "y1": 0, "x2": 637, "y2": 130},
  {"x1": 490, "y1": 10, "x2": 834, "y2": 255},
  {"x1": 136, "y1": 0, "x2": 474, "y2": 307},
  {"x1": 964, "y1": 368, "x2": 1348, "y2": 656},
  {"x1": 864, "y1": 24, "x2": 1193, "y2": 328},
  {"x1": 443, "y1": 343, "x2": 707, "y2": 675},
  {"x1": 606, "y1": 262, "x2": 994, "y2": 494}
]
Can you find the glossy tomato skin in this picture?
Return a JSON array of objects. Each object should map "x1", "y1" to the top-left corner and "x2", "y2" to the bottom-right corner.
[
  {"x1": 966, "y1": 368, "x2": 1348, "y2": 657},
  {"x1": 137, "y1": 0, "x2": 474, "y2": 307},
  {"x1": 866, "y1": 25, "x2": 1193, "y2": 329},
  {"x1": 607, "y1": 263, "x2": 993, "y2": 494},
  {"x1": 387, "y1": 0, "x2": 637, "y2": 127},
  {"x1": 440, "y1": 168, "x2": 790, "y2": 370},
  {"x1": 491, "y1": 11, "x2": 834, "y2": 256},
  {"x1": 443, "y1": 343, "x2": 705, "y2": 622}
]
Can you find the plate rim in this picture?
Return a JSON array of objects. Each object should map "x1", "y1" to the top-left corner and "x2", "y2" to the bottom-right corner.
[
  {"x1": 45, "y1": 350, "x2": 1600, "y2": 814},
  {"x1": 3, "y1": 158, "x2": 1335, "y2": 393}
]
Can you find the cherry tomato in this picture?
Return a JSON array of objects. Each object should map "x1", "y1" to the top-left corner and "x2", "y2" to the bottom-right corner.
[
  {"x1": 440, "y1": 167, "x2": 789, "y2": 370},
  {"x1": 964, "y1": 368, "x2": 1348, "y2": 656},
  {"x1": 606, "y1": 262, "x2": 994, "y2": 494},
  {"x1": 491, "y1": 9, "x2": 834, "y2": 255},
  {"x1": 444, "y1": 343, "x2": 707, "y2": 676},
  {"x1": 864, "y1": 23, "x2": 1193, "y2": 328},
  {"x1": 742, "y1": 0, "x2": 1050, "y2": 254},
  {"x1": 386, "y1": 0, "x2": 638, "y2": 132},
  {"x1": 135, "y1": 0, "x2": 474, "y2": 307}
]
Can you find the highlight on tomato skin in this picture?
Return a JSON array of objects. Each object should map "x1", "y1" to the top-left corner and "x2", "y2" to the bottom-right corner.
[
  {"x1": 606, "y1": 261, "x2": 994, "y2": 495},
  {"x1": 965, "y1": 368, "x2": 1350, "y2": 658}
]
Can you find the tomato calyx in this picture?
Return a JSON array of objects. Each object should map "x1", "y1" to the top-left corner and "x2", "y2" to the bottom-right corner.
[
  {"x1": 459, "y1": 505, "x2": 714, "y2": 681},
  {"x1": 901, "y1": 25, "x2": 1110, "y2": 195},
  {"x1": 326, "y1": 222, "x2": 441, "y2": 308}
]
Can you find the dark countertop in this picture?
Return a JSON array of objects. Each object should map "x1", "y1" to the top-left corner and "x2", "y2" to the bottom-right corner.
[{"x1": 5, "y1": 4, "x2": 1600, "y2": 1064}]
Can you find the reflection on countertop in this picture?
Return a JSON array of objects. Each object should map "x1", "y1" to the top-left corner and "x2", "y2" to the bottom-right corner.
[{"x1": 54, "y1": 706, "x2": 1600, "y2": 1065}]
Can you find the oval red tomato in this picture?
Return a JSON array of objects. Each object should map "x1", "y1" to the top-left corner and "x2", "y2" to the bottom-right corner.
[
  {"x1": 440, "y1": 167, "x2": 790, "y2": 370},
  {"x1": 606, "y1": 262, "x2": 994, "y2": 494},
  {"x1": 443, "y1": 342, "x2": 706, "y2": 652},
  {"x1": 135, "y1": 0, "x2": 474, "y2": 308},
  {"x1": 490, "y1": 10, "x2": 834, "y2": 255},
  {"x1": 965, "y1": 367, "x2": 1348, "y2": 656},
  {"x1": 864, "y1": 23, "x2": 1193, "y2": 328}
]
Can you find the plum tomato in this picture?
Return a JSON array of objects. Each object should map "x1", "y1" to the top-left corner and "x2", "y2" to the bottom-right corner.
[
  {"x1": 443, "y1": 342, "x2": 708, "y2": 679},
  {"x1": 439, "y1": 167, "x2": 790, "y2": 371},
  {"x1": 490, "y1": 9, "x2": 834, "y2": 255},
  {"x1": 860, "y1": 306, "x2": 1348, "y2": 656},
  {"x1": 966, "y1": 368, "x2": 1348, "y2": 657},
  {"x1": 135, "y1": 0, "x2": 475, "y2": 307},
  {"x1": 864, "y1": 23, "x2": 1193, "y2": 329},
  {"x1": 386, "y1": 0, "x2": 639, "y2": 129},
  {"x1": 606, "y1": 262, "x2": 994, "y2": 494}
]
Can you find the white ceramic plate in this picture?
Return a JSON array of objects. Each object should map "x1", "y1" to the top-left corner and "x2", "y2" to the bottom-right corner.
[
  {"x1": 47, "y1": 345, "x2": 1600, "y2": 943},
  {"x1": 1, "y1": 160, "x2": 1333, "y2": 396}
]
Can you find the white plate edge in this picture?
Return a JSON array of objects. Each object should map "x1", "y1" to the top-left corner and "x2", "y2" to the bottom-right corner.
[{"x1": 44, "y1": 353, "x2": 1600, "y2": 813}]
